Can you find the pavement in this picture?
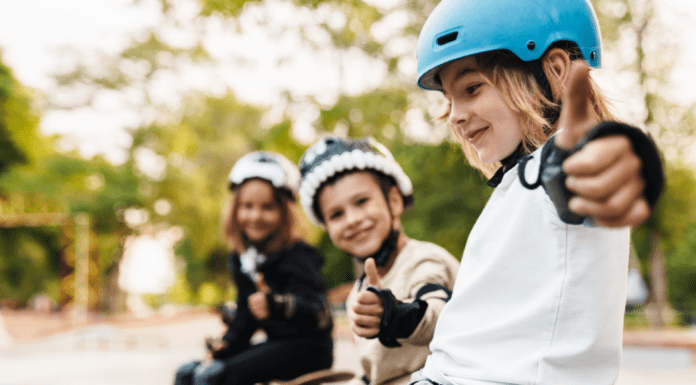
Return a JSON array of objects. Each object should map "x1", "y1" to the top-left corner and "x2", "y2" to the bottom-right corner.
[{"x1": 1, "y1": 309, "x2": 695, "y2": 385}]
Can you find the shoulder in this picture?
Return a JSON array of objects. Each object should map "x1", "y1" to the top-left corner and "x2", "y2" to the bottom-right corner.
[
  {"x1": 273, "y1": 241, "x2": 324, "y2": 275},
  {"x1": 289, "y1": 241, "x2": 320, "y2": 255},
  {"x1": 391, "y1": 239, "x2": 460, "y2": 287},
  {"x1": 401, "y1": 239, "x2": 459, "y2": 266},
  {"x1": 284, "y1": 241, "x2": 322, "y2": 263}
]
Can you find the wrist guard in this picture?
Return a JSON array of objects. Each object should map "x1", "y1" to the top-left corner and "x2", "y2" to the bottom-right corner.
[
  {"x1": 365, "y1": 286, "x2": 428, "y2": 348},
  {"x1": 518, "y1": 121, "x2": 664, "y2": 225},
  {"x1": 267, "y1": 292, "x2": 297, "y2": 319}
]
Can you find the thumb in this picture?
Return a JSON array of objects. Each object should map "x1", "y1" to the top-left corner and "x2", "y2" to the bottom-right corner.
[
  {"x1": 254, "y1": 273, "x2": 270, "y2": 293},
  {"x1": 554, "y1": 61, "x2": 598, "y2": 149},
  {"x1": 364, "y1": 258, "x2": 382, "y2": 289}
]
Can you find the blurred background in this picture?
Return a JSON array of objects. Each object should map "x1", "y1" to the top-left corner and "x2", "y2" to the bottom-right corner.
[{"x1": 0, "y1": 0, "x2": 695, "y2": 383}]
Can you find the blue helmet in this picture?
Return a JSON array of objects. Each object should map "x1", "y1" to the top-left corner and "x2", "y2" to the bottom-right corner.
[{"x1": 417, "y1": 0, "x2": 602, "y2": 91}]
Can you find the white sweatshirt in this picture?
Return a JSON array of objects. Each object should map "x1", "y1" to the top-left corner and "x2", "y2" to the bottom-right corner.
[{"x1": 420, "y1": 151, "x2": 630, "y2": 385}]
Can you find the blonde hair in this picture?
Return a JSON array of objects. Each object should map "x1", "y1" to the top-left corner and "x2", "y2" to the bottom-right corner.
[
  {"x1": 222, "y1": 178, "x2": 299, "y2": 255},
  {"x1": 441, "y1": 44, "x2": 617, "y2": 178}
]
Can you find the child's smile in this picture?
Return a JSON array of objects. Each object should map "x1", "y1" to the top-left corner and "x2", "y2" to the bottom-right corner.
[
  {"x1": 318, "y1": 172, "x2": 394, "y2": 258},
  {"x1": 440, "y1": 56, "x2": 524, "y2": 164}
]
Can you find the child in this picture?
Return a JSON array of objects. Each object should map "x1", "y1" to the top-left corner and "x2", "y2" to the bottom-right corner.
[
  {"x1": 409, "y1": 0, "x2": 664, "y2": 384},
  {"x1": 298, "y1": 137, "x2": 461, "y2": 385},
  {"x1": 174, "y1": 151, "x2": 334, "y2": 385}
]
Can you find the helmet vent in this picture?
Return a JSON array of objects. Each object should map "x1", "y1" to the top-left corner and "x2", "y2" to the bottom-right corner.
[{"x1": 437, "y1": 32, "x2": 458, "y2": 46}]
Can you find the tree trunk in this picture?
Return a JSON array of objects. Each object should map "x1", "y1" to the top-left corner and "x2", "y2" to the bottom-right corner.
[{"x1": 647, "y1": 229, "x2": 668, "y2": 329}]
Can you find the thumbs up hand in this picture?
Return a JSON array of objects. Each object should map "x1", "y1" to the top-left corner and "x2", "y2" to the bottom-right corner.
[
  {"x1": 249, "y1": 273, "x2": 271, "y2": 320},
  {"x1": 351, "y1": 258, "x2": 384, "y2": 338},
  {"x1": 555, "y1": 61, "x2": 649, "y2": 227},
  {"x1": 364, "y1": 257, "x2": 382, "y2": 289}
]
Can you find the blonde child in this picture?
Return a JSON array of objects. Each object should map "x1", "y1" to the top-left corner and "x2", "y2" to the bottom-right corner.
[
  {"x1": 407, "y1": 0, "x2": 664, "y2": 384},
  {"x1": 174, "y1": 152, "x2": 333, "y2": 385},
  {"x1": 298, "y1": 137, "x2": 460, "y2": 385}
]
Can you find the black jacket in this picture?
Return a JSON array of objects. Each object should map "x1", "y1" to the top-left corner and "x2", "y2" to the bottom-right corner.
[{"x1": 216, "y1": 242, "x2": 333, "y2": 358}]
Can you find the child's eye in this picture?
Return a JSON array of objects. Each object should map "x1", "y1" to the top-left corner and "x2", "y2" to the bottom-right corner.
[
  {"x1": 466, "y1": 84, "x2": 482, "y2": 94},
  {"x1": 328, "y1": 210, "x2": 343, "y2": 220},
  {"x1": 356, "y1": 197, "x2": 368, "y2": 206}
]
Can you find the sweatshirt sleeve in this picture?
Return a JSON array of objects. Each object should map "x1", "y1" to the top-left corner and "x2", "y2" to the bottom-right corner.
[
  {"x1": 215, "y1": 263, "x2": 259, "y2": 359},
  {"x1": 368, "y1": 249, "x2": 458, "y2": 347}
]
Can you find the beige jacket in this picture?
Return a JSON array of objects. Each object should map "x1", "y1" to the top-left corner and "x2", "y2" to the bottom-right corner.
[{"x1": 346, "y1": 239, "x2": 460, "y2": 385}]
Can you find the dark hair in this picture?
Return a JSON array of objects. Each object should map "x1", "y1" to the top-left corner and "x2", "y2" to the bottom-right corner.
[
  {"x1": 223, "y1": 178, "x2": 298, "y2": 255},
  {"x1": 312, "y1": 169, "x2": 398, "y2": 224}
]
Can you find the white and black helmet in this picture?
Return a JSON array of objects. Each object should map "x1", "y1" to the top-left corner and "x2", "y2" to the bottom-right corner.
[
  {"x1": 298, "y1": 137, "x2": 414, "y2": 226},
  {"x1": 228, "y1": 151, "x2": 301, "y2": 199}
]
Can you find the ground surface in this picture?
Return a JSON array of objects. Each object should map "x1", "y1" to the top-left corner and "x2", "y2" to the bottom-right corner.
[{"x1": 1, "y1": 309, "x2": 695, "y2": 385}]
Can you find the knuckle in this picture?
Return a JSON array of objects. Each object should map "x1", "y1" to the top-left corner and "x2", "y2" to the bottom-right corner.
[
  {"x1": 627, "y1": 153, "x2": 642, "y2": 173},
  {"x1": 628, "y1": 201, "x2": 650, "y2": 226},
  {"x1": 604, "y1": 199, "x2": 627, "y2": 217}
]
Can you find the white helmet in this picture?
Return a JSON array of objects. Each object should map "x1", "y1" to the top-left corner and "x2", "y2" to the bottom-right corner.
[
  {"x1": 228, "y1": 151, "x2": 301, "y2": 199},
  {"x1": 298, "y1": 136, "x2": 414, "y2": 226}
]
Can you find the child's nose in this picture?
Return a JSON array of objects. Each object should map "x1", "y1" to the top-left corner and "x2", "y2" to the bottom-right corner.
[
  {"x1": 345, "y1": 207, "x2": 362, "y2": 226},
  {"x1": 249, "y1": 208, "x2": 262, "y2": 221},
  {"x1": 448, "y1": 101, "x2": 470, "y2": 127}
]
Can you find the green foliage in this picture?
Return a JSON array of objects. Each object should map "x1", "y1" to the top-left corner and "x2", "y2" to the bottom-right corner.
[
  {"x1": 168, "y1": 273, "x2": 195, "y2": 304},
  {"x1": 7, "y1": 0, "x2": 689, "y2": 313},
  {"x1": 666, "y1": 223, "x2": 696, "y2": 324},
  {"x1": 198, "y1": 0, "x2": 263, "y2": 17},
  {"x1": 590, "y1": 0, "x2": 631, "y2": 44},
  {"x1": 0, "y1": 148, "x2": 143, "y2": 307},
  {"x1": 633, "y1": 162, "x2": 696, "y2": 255},
  {"x1": 632, "y1": 162, "x2": 696, "y2": 321},
  {"x1": 197, "y1": 281, "x2": 224, "y2": 306},
  {"x1": 318, "y1": 89, "x2": 409, "y2": 142},
  {"x1": 319, "y1": 232, "x2": 353, "y2": 289},
  {"x1": 127, "y1": 92, "x2": 274, "y2": 289},
  {"x1": 0, "y1": 227, "x2": 62, "y2": 304},
  {"x1": 393, "y1": 140, "x2": 489, "y2": 259},
  {"x1": 0, "y1": 55, "x2": 45, "y2": 175}
]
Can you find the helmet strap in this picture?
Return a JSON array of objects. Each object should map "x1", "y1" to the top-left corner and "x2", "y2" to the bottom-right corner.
[{"x1": 354, "y1": 228, "x2": 401, "y2": 267}]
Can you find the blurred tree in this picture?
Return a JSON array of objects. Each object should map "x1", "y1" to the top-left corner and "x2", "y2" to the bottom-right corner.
[
  {"x1": 0, "y1": 151, "x2": 143, "y2": 309},
  {"x1": 665, "y1": 222, "x2": 696, "y2": 325},
  {"x1": 37, "y1": 0, "x2": 694, "y2": 311},
  {"x1": 632, "y1": 162, "x2": 696, "y2": 326},
  {"x1": 0, "y1": 54, "x2": 58, "y2": 306},
  {"x1": 0, "y1": 54, "x2": 47, "y2": 175},
  {"x1": 128, "y1": 92, "x2": 268, "y2": 290},
  {"x1": 0, "y1": 55, "x2": 144, "y2": 308},
  {"x1": 592, "y1": 0, "x2": 696, "y2": 328}
]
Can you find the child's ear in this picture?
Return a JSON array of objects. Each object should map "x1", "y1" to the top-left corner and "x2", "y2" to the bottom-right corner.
[
  {"x1": 387, "y1": 186, "x2": 404, "y2": 217},
  {"x1": 544, "y1": 48, "x2": 572, "y2": 94}
]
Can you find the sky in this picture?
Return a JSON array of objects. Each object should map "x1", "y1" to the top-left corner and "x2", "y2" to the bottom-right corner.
[{"x1": 0, "y1": 0, "x2": 695, "y2": 165}]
